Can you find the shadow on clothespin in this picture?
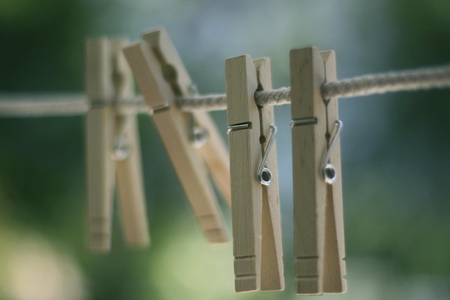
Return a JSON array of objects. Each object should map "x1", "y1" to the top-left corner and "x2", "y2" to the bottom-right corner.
[
  {"x1": 290, "y1": 47, "x2": 346, "y2": 295},
  {"x1": 123, "y1": 28, "x2": 230, "y2": 243},
  {"x1": 86, "y1": 38, "x2": 150, "y2": 251},
  {"x1": 225, "y1": 55, "x2": 284, "y2": 292}
]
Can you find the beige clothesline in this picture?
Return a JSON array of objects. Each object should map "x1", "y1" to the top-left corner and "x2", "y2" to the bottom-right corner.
[{"x1": 1, "y1": 64, "x2": 450, "y2": 117}]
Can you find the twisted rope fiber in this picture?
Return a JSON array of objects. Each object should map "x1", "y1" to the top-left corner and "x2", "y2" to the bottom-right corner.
[
  {"x1": 1, "y1": 65, "x2": 450, "y2": 116},
  {"x1": 176, "y1": 87, "x2": 291, "y2": 111},
  {"x1": 321, "y1": 65, "x2": 450, "y2": 99},
  {"x1": 255, "y1": 87, "x2": 291, "y2": 106},
  {"x1": 177, "y1": 94, "x2": 227, "y2": 111},
  {"x1": 179, "y1": 65, "x2": 450, "y2": 109}
]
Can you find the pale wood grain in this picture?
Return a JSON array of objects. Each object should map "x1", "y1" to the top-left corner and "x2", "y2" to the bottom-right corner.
[
  {"x1": 142, "y1": 29, "x2": 231, "y2": 206},
  {"x1": 86, "y1": 39, "x2": 115, "y2": 251},
  {"x1": 123, "y1": 41, "x2": 228, "y2": 243},
  {"x1": 86, "y1": 39, "x2": 150, "y2": 250},
  {"x1": 290, "y1": 47, "x2": 328, "y2": 294},
  {"x1": 253, "y1": 58, "x2": 284, "y2": 291},
  {"x1": 320, "y1": 51, "x2": 346, "y2": 293},
  {"x1": 290, "y1": 47, "x2": 346, "y2": 295},
  {"x1": 111, "y1": 40, "x2": 150, "y2": 247},
  {"x1": 226, "y1": 55, "x2": 262, "y2": 292},
  {"x1": 122, "y1": 42, "x2": 169, "y2": 109}
]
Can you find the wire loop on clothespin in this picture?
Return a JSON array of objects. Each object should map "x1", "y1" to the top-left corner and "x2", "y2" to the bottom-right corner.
[
  {"x1": 320, "y1": 120, "x2": 343, "y2": 184},
  {"x1": 188, "y1": 83, "x2": 209, "y2": 148},
  {"x1": 257, "y1": 124, "x2": 277, "y2": 186},
  {"x1": 111, "y1": 114, "x2": 134, "y2": 161}
]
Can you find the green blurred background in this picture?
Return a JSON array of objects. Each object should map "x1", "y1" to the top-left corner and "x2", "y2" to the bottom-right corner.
[{"x1": 1, "y1": 0, "x2": 450, "y2": 299}]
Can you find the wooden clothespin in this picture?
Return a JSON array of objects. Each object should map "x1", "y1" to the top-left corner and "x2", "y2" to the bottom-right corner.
[
  {"x1": 123, "y1": 29, "x2": 230, "y2": 243},
  {"x1": 290, "y1": 47, "x2": 346, "y2": 294},
  {"x1": 225, "y1": 55, "x2": 284, "y2": 292},
  {"x1": 86, "y1": 38, "x2": 149, "y2": 251}
]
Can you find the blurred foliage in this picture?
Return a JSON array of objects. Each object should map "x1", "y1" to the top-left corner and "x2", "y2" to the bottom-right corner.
[{"x1": 1, "y1": 0, "x2": 450, "y2": 299}]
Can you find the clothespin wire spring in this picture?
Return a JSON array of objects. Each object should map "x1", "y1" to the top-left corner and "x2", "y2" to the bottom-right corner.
[
  {"x1": 187, "y1": 83, "x2": 209, "y2": 148},
  {"x1": 189, "y1": 113, "x2": 209, "y2": 149},
  {"x1": 257, "y1": 124, "x2": 277, "y2": 186},
  {"x1": 321, "y1": 120, "x2": 343, "y2": 184},
  {"x1": 111, "y1": 114, "x2": 134, "y2": 161}
]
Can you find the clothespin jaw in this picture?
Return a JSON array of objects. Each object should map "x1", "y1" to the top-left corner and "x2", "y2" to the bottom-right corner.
[
  {"x1": 86, "y1": 38, "x2": 149, "y2": 251},
  {"x1": 226, "y1": 55, "x2": 284, "y2": 292},
  {"x1": 290, "y1": 47, "x2": 346, "y2": 295},
  {"x1": 123, "y1": 29, "x2": 229, "y2": 243}
]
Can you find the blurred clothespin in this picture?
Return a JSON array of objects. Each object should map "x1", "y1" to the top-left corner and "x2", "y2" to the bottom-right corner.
[
  {"x1": 290, "y1": 47, "x2": 346, "y2": 295},
  {"x1": 123, "y1": 29, "x2": 230, "y2": 243},
  {"x1": 86, "y1": 38, "x2": 149, "y2": 251},
  {"x1": 225, "y1": 55, "x2": 284, "y2": 292}
]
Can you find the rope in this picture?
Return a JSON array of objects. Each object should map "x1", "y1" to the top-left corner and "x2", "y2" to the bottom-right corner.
[
  {"x1": 177, "y1": 65, "x2": 450, "y2": 109},
  {"x1": 1, "y1": 65, "x2": 450, "y2": 117},
  {"x1": 177, "y1": 94, "x2": 227, "y2": 111},
  {"x1": 255, "y1": 87, "x2": 291, "y2": 106},
  {"x1": 176, "y1": 87, "x2": 291, "y2": 111},
  {"x1": 321, "y1": 65, "x2": 450, "y2": 99},
  {"x1": 0, "y1": 94, "x2": 88, "y2": 117},
  {"x1": 0, "y1": 94, "x2": 148, "y2": 117}
]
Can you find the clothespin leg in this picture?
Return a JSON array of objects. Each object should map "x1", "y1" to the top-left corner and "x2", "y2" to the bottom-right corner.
[
  {"x1": 193, "y1": 111, "x2": 231, "y2": 206},
  {"x1": 110, "y1": 40, "x2": 150, "y2": 247},
  {"x1": 290, "y1": 47, "x2": 346, "y2": 295},
  {"x1": 115, "y1": 119, "x2": 149, "y2": 246},
  {"x1": 226, "y1": 55, "x2": 262, "y2": 292},
  {"x1": 320, "y1": 51, "x2": 346, "y2": 292},
  {"x1": 86, "y1": 39, "x2": 116, "y2": 251},
  {"x1": 253, "y1": 58, "x2": 284, "y2": 291}
]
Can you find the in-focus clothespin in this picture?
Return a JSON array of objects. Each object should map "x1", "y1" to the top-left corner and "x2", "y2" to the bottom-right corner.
[
  {"x1": 290, "y1": 46, "x2": 346, "y2": 295},
  {"x1": 123, "y1": 29, "x2": 229, "y2": 243},
  {"x1": 225, "y1": 55, "x2": 284, "y2": 292},
  {"x1": 86, "y1": 38, "x2": 149, "y2": 251}
]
